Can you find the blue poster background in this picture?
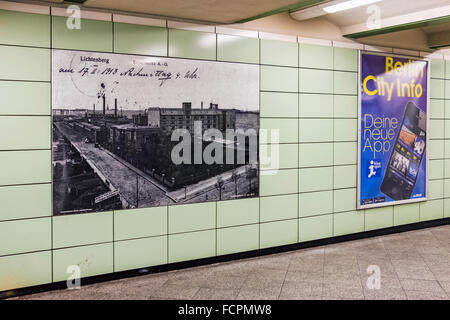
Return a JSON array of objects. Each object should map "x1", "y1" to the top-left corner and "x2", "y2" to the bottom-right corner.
[{"x1": 359, "y1": 53, "x2": 428, "y2": 207}]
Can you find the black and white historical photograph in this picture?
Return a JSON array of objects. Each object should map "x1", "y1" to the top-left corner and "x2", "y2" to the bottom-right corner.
[{"x1": 52, "y1": 50, "x2": 260, "y2": 215}]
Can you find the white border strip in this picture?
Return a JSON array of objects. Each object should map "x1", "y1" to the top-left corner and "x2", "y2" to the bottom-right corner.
[
  {"x1": 0, "y1": 0, "x2": 49, "y2": 15},
  {"x1": 298, "y1": 36, "x2": 332, "y2": 46},
  {"x1": 333, "y1": 40, "x2": 364, "y2": 50},
  {"x1": 259, "y1": 32, "x2": 297, "y2": 43},
  {"x1": 52, "y1": 6, "x2": 112, "y2": 21},
  {"x1": 216, "y1": 26, "x2": 258, "y2": 38},
  {"x1": 113, "y1": 14, "x2": 166, "y2": 28},
  {"x1": 167, "y1": 21, "x2": 215, "y2": 33}
]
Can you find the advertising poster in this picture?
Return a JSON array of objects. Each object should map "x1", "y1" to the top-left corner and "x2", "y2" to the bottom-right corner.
[
  {"x1": 358, "y1": 52, "x2": 429, "y2": 209},
  {"x1": 52, "y1": 50, "x2": 259, "y2": 215}
]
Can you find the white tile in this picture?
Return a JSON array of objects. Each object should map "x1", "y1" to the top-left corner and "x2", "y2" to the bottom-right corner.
[
  {"x1": 259, "y1": 32, "x2": 297, "y2": 42},
  {"x1": 167, "y1": 20, "x2": 215, "y2": 33},
  {"x1": 298, "y1": 36, "x2": 332, "y2": 46},
  {"x1": 216, "y1": 26, "x2": 258, "y2": 38},
  {"x1": 52, "y1": 6, "x2": 111, "y2": 21},
  {"x1": 113, "y1": 14, "x2": 166, "y2": 27},
  {"x1": 363, "y1": 45, "x2": 393, "y2": 53},
  {"x1": 420, "y1": 51, "x2": 443, "y2": 59},
  {"x1": 0, "y1": 0, "x2": 49, "y2": 14},
  {"x1": 333, "y1": 40, "x2": 363, "y2": 50}
]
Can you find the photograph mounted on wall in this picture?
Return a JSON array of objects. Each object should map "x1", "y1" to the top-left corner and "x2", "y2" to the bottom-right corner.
[{"x1": 52, "y1": 50, "x2": 260, "y2": 215}]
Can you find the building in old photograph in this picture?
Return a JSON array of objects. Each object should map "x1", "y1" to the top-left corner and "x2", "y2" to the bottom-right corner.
[{"x1": 53, "y1": 99, "x2": 259, "y2": 215}]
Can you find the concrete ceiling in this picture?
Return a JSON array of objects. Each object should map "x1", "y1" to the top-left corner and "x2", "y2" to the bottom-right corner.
[{"x1": 81, "y1": 0, "x2": 317, "y2": 24}]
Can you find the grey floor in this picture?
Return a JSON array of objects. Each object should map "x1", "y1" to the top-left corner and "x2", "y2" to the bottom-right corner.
[{"x1": 16, "y1": 225, "x2": 450, "y2": 300}]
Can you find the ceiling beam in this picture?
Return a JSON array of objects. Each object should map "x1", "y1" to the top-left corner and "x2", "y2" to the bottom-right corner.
[{"x1": 234, "y1": 0, "x2": 330, "y2": 23}]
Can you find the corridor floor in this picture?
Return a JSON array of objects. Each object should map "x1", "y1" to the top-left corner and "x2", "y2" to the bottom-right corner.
[{"x1": 15, "y1": 225, "x2": 450, "y2": 300}]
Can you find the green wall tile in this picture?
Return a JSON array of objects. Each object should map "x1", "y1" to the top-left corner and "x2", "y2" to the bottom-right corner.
[
  {"x1": 334, "y1": 71, "x2": 357, "y2": 95},
  {"x1": 53, "y1": 243, "x2": 113, "y2": 282},
  {"x1": 420, "y1": 199, "x2": 444, "y2": 221},
  {"x1": 260, "y1": 194, "x2": 298, "y2": 222},
  {"x1": 299, "y1": 119, "x2": 333, "y2": 142},
  {"x1": 217, "y1": 34, "x2": 259, "y2": 64},
  {"x1": 299, "y1": 94, "x2": 333, "y2": 118},
  {"x1": 217, "y1": 198, "x2": 259, "y2": 227},
  {"x1": 365, "y1": 206, "x2": 393, "y2": 231},
  {"x1": 446, "y1": 59, "x2": 450, "y2": 79},
  {"x1": 429, "y1": 179, "x2": 444, "y2": 200},
  {"x1": 334, "y1": 142, "x2": 357, "y2": 165},
  {"x1": 114, "y1": 206, "x2": 167, "y2": 241},
  {"x1": 261, "y1": 39, "x2": 298, "y2": 67},
  {"x1": 446, "y1": 100, "x2": 450, "y2": 119},
  {"x1": 430, "y1": 99, "x2": 445, "y2": 119},
  {"x1": 334, "y1": 119, "x2": 357, "y2": 141},
  {"x1": 431, "y1": 59, "x2": 445, "y2": 79},
  {"x1": 260, "y1": 143, "x2": 298, "y2": 170},
  {"x1": 429, "y1": 159, "x2": 444, "y2": 180},
  {"x1": 0, "y1": 116, "x2": 50, "y2": 150},
  {"x1": 299, "y1": 43, "x2": 333, "y2": 69},
  {"x1": 446, "y1": 80, "x2": 450, "y2": 99},
  {"x1": 0, "y1": 184, "x2": 51, "y2": 221},
  {"x1": 168, "y1": 229, "x2": 215, "y2": 263},
  {"x1": 444, "y1": 120, "x2": 450, "y2": 139},
  {"x1": 52, "y1": 16, "x2": 112, "y2": 52},
  {"x1": 445, "y1": 159, "x2": 450, "y2": 179},
  {"x1": 114, "y1": 22, "x2": 167, "y2": 56},
  {"x1": 429, "y1": 120, "x2": 444, "y2": 139},
  {"x1": 334, "y1": 188, "x2": 356, "y2": 213},
  {"x1": 334, "y1": 95, "x2": 357, "y2": 118},
  {"x1": 334, "y1": 165, "x2": 357, "y2": 189},
  {"x1": 333, "y1": 47, "x2": 358, "y2": 72},
  {"x1": 393, "y1": 203, "x2": 420, "y2": 226},
  {"x1": 445, "y1": 199, "x2": 450, "y2": 218},
  {"x1": 169, "y1": 29, "x2": 216, "y2": 60},
  {"x1": 298, "y1": 143, "x2": 333, "y2": 167},
  {"x1": 333, "y1": 210, "x2": 364, "y2": 236},
  {"x1": 429, "y1": 139, "x2": 444, "y2": 159},
  {"x1": 260, "y1": 219, "x2": 297, "y2": 248},
  {"x1": 444, "y1": 179, "x2": 450, "y2": 198},
  {"x1": 298, "y1": 167, "x2": 333, "y2": 193},
  {"x1": 260, "y1": 65, "x2": 298, "y2": 92},
  {"x1": 0, "y1": 251, "x2": 51, "y2": 291},
  {"x1": 0, "y1": 150, "x2": 51, "y2": 186},
  {"x1": 0, "y1": 217, "x2": 51, "y2": 256},
  {"x1": 0, "y1": 81, "x2": 50, "y2": 115},
  {"x1": 299, "y1": 69, "x2": 333, "y2": 94},
  {"x1": 260, "y1": 118, "x2": 298, "y2": 143},
  {"x1": 217, "y1": 224, "x2": 259, "y2": 255},
  {"x1": 260, "y1": 92, "x2": 298, "y2": 118},
  {"x1": 168, "y1": 202, "x2": 216, "y2": 233},
  {"x1": 260, "y1": 169, "x2": 298, "y2": 196},
  {"x1": 53, "y1": 211, "x2": 113, "y2": 248},
  {"x1": 430, "y1": 79, "x2": 445, "y2": 99},
  {"x1": 445, "y1": 141, "x2": 450, "y2": 158},
  {"x1": 0, "y1": 45, "x2": 49, "y2": 81},
  {"x1": 299, "y1": 190, "x2": 333, "y2": 217},
  {"x1": 0, "y1": 9, "x2": 50, "y2": 47},
  {"x1": 299, "y1": 214, "x2": 333, "y2": 242},
  {"x1": 114, "y1": 236, "x2": 167, "y2": 272}
]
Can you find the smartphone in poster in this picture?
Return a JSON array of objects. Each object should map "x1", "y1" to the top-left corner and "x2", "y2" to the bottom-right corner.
[{"x1": 358, "y1": 52, "x2": 429, "y2": 209}]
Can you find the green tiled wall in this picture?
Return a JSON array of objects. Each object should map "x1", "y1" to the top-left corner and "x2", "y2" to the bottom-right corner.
[{"x1": 0, "y1": 7, "x2": 448, "y2": 293}]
